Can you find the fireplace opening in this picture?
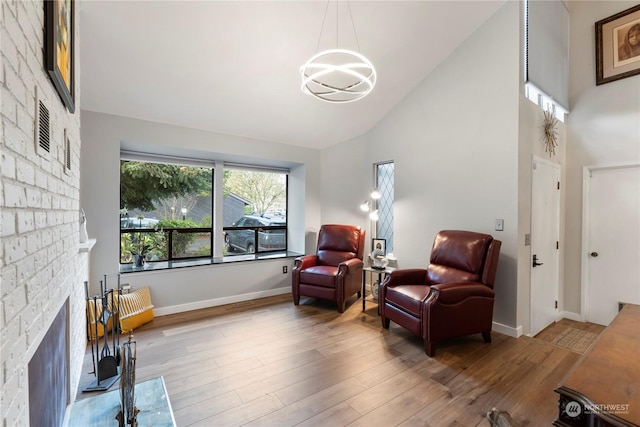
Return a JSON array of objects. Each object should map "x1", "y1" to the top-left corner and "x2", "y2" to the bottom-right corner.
[{"x1": 28, "y1": 299, "x2": 69, "y2": 427}]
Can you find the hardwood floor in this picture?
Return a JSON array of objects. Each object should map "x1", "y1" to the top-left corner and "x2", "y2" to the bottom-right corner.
[{"x1": 75, "y1": 295, "x2": 595, "y2": 426}]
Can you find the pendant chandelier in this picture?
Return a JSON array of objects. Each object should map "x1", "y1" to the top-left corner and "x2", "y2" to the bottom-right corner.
[{"x1": 300, "y1": 1, "x2": 377, "y2": 103}]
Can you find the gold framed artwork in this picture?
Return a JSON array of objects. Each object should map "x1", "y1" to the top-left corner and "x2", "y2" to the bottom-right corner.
[
  {"x1": 595, "y1": 4, "x2": 640, "y2": 86},
  {"x1": 45, "y1": 0, "x2": 75, "y2": 112}
]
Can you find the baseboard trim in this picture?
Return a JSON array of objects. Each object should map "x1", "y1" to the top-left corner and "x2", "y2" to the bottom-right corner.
[
  {"x1": 558, "y1": 310, "x2": 582, "y2": 322},
  {"x1": 156, "y1": 294, "x2": 535, "y2": 338},
  {"x1": 154, "y1": 287, "x2": 291, "y2": 316},
  {"x1": 493, "y1": 321, "x2": 522, "y2": 338}
]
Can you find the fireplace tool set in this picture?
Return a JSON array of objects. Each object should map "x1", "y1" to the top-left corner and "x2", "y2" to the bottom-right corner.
[
  {"x1": 82, "y1": 275, "x2": 140, "y2": 426},
  {"x1": 117, "y1": 331, "x2": 139, "y2": 427},
  {"x1": 83, "y1": 275, "x2": 122, "y2": 392}
]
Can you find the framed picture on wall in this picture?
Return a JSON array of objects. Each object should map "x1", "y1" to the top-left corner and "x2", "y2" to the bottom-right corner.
[
  {"x1": 372, "y1": 238, "x2": 386, "y2": 256},
  {"x1": 595, "y1": 4, "x2": 640, "y2": 85},
  {"x1": 45, "y1": 0, "x2": 75, "y2": 112}
]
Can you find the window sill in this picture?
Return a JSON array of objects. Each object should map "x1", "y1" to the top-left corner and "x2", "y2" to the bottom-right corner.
[{"x1": 119, "y1": 251, "x2": 303, "y2": 274}]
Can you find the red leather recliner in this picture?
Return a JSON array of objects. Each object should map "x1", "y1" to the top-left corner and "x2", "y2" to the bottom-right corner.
[
  {"x1": 380, "y1": 230, "x2": 501, "y2": 356},
  {"x1": 292, "y1": 224, "x2": 365, "y2": 313}
]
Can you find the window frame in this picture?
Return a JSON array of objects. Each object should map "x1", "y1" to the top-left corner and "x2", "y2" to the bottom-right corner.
[
  {"x1": 374, "y1": 161, "x2": 394, "y2": 255},
  {"x1": 118, "y1": 151, "x2": 291, "y2": 273},
  {"x1": 119, "y1": 159, "x2": 214, "y2": 265},
  {"x1": 222, "y1": 170, "x2": 289, "y2": 256}
]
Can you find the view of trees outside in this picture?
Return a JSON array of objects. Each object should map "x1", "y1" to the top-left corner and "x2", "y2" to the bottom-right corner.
[
  {"x1": 120, "y1": 161, "x2": 212, "y2": 214},
  {"x1": 223, "y1": 169, "x2": 288, "y2": 255},
  {"x1": 119, "y1": 161, "x2": 287, "y2": 264},
  {"x1": 120, "y1": 161, "x2": 213, "y2": 263},
  {"x1": 224, "y1": 169, "x2": 287, "y2": 218}
]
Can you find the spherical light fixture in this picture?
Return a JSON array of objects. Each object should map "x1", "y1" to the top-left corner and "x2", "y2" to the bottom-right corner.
[
  {"x1": 300, "y1": 49, "x2": 376, "y2": 103},
  {"x1": 301, "y1": 1, "x2": 376, "y2": 103}
]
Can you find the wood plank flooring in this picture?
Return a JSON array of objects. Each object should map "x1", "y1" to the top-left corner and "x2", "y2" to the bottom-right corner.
[{"x1": 75, "y1": 295, "x2": 602, "y2": 427}]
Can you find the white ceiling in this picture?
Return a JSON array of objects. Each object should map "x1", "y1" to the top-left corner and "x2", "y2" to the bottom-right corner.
[{"x1": 79, "y1": 1, "x2": 505, "y2": 150}]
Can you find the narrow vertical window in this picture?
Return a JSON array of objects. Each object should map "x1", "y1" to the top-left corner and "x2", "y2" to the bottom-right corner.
[{"x1": 375, "y1": 162, "x2": 394, "y2": 254}]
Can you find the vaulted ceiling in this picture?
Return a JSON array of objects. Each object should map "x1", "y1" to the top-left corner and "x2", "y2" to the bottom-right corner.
[{"x1": 79, "y1": 1, "x2": 505, "y2": 149}]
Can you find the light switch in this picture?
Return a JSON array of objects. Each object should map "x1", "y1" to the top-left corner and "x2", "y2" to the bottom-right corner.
[{"x1": 495, "y1": 219, "x2": 504, "y2": 231}]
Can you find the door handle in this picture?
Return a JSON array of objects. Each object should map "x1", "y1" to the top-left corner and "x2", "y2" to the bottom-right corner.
[{"x1": 532, "y1": 254, "x2": 544, "y2": 267}]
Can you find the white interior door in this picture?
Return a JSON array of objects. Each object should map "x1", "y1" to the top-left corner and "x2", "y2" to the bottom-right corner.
[
  {"x1": 530, "y1": 157, "x2": 560, "y2": 336},
  {"x1": 584, "y1": 164, "x2": 640, "y2": 326}
]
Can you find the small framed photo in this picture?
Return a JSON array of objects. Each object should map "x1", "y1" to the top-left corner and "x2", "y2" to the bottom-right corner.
[
  {"x1": 45, "y1": 0, "x2": 75, "y2": 112},
  {"x1": 595, "y1": 4, "x2": 640, "y2": 85},
  {"x1": 372, "y1": 238, "x2": 386, "y2": 256}
]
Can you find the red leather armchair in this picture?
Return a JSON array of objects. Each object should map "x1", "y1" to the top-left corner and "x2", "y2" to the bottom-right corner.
[
  {"x1": 292, "y1": 224, "x2": 365, "y2": 313},
  {"x1": 380, "y1": 230, "x2": 501, "y2": 356}
]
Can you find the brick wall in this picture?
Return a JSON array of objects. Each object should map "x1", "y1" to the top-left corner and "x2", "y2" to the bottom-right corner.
[{"x1": 1, "y1": 2, "x2": 86, "y2": 426}]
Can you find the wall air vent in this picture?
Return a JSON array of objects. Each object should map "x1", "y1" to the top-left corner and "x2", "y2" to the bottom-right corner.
[
  {"x1": 38, "y1": 101, "x2": 51, "y2": 153},
  {"x1": 35, "y1": 88, "x2": 51, "y2": 158},
  {"x1": 63, "y1": 129, "x2": 71, "y2": 174}
]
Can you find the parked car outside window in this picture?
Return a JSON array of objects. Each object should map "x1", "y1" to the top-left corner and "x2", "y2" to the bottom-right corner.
[{"x1": 224, "y1": 214, "x2": 286, "y2": 254}]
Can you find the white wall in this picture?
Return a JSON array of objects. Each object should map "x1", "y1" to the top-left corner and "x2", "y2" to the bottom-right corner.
[
  {"x1": 320, "y1": 135, "x2": 369, "y2": 233},
  {"x1": 323, "y1": 0, "x2": 640, "y2": 334},
  {"x1": 80, "y1": 112, "x2": 323, "y2": 312},
  {"x1": 1, "y1": 1, "x2": 86, "y2": 425},
  {"x1": 564, "y1": 1, "x2": 640, "y2": 315},
  {"x1": 516, "y1": 96, "x2": 568, "y2": 334},
  {"x1": 71, "y1": 0, "x2": 640, "y2": 364},
  {"x1": 322, "y1": 2, "x2": 521, "y2": 331}
]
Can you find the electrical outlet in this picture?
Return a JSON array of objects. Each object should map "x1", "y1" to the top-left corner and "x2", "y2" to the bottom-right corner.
[
  {"x1": 495, "y1": 219, "x2": 504, "y2": 231},
  {"x1": 283, "y1": 266, "x2": 288, "y2": 274}
]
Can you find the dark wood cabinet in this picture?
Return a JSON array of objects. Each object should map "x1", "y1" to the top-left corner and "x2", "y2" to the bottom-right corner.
[{"x1": 553, "y1": 304, "x2": 640, "y2": 427}]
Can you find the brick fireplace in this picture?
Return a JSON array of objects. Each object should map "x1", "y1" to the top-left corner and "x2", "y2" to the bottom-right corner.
[
  {"x1": 1, "y1": 1, "x2": 85, "y2": 425},
  {"x1": 28, "y1": 301, "x2": 69, "y2": 427}
]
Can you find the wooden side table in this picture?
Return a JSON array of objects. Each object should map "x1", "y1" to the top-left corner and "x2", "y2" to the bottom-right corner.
[{"x1": 361, "y1": 266, "x2": 395, "y2": 312}]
